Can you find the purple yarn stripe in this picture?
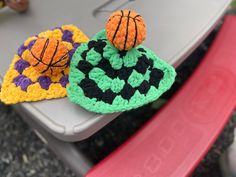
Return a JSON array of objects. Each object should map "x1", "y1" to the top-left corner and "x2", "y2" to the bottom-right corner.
[
  {"x1": 68, "y1": 43, "x2": 81, "y2": 61},
  {"x1": 62, "y1": 30, "x2": 73, "y2": 42},
  {"x1": 17, "y1": 44, "x2": 27, "y2": 56},
  {"x1": 69, "y1": 49, "x2": 76, "y2": 59},
  {"x1": 14, "y1": 59, "x2": 30, "y2": 74},
  {"x1": 59, "y1": 75, "x2": 69, "y2": 88},
  {"x1": 73, "y1": 42, "x2": 81, "y2": 49},
  {"x1": 37, "y1": 76, "x2": 52, "y2": 90},
  {"x1": 28, "y1": 39, "x2": 36, "y2": 50},
  {"x1": 13, "y1": 75, "x2": 33, "y2": 91}
]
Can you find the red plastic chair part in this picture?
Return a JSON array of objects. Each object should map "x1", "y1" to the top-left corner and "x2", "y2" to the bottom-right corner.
[{"x1": 86, "y1": 16, "x2": 236, "y2": 177}]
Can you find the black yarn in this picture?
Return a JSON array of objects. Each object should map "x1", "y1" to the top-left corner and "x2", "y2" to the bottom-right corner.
[
  {"x1": 149, "y1": 68, "x2": 164, "y2": 87},
  {"x1": 134, "y1": 55, "x2": 150, "y2": 74},
  {"x1": 76, "y1": 60, "x2": 93, "y2": 74},
  {"x1": 120, "y1": 83, "x2": 135, "y2": 99},
  {"x1": 102, "y1": 89, "x2": 117, "y2": 104},
  {"x1": 117, "y1": 67, "x2": 133, "y2": 81},
  {"x1": 138, "y1": 80, "x2": 150, "y2": 94},
  {"x1": 118, "y1": 50, "x2": 127, "y2": 58},
  {"x1": 81, "y1": 50, "x2": 89, "y2": 60},
  {"x1": 93, "y1": 40, "x2": 107, "y2": 54},
  {"x1": 150, "y1": 68, "x2": 164, "y2": 80},
  {"x1": 77, "y1": 38, "x2": 165, "y2": 104},
  {"x1": 97, "y1": 59, "x2": 117, "y2": 79},
  {"x1": 79, "y1": 78, "x2": 103, "y2": 100},
  {"x1": 88, "y1": 40, "x2": 97, "y2": 49},
  {"x1": 137, "y1": 48, "x2": 146, "y2": 53},
  {"x1": 88, "y1": 40, "x2": 107, "y2": 53}
]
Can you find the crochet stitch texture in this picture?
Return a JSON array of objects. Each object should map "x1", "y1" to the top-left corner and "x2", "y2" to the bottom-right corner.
[
  {"x1": 0, "y1": 25, "x2": 89, "y2": 104},
  {"x1": 67, "y1": 30, "x2": 176, "y2": 113}
]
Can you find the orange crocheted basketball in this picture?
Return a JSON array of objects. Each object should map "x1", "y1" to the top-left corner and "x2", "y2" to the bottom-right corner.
[
  {"x1": 106, "y1": 9, "x2": 146, "y2": 51},
  {"x1": 28, "y1": 38, "x2": 69, "y2": 76}
]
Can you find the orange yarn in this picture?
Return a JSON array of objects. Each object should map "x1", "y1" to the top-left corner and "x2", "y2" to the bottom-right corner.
[
  {"x1": 28, "y1": 38, "x2": 69, "y2": 76},
  {"x1": 106, "y1": 9, "x2": 146, "y2": 51}
]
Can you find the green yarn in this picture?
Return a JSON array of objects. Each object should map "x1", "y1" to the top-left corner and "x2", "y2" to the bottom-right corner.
[
  {"x1": 128, "y1": 70, "x2": 144, "y2": 88},
  {"x1": 97, "y1": 75, "x2": 112, "y2": 92},
  {"x1": 144, "y1": 69, "x2": 150, "y2": 81},
  {"x1": 67, "y1": 29, "x2": 176, "y2": 113},
  {"x1": 86, "y1": 48, "x2": 102, "y2": 66},
  {"x1": 103, "y1": 44, "x2": 118, "y2": 59},
  {"x1": 109, "y1": 54, "x2": 123, "y2": 70},
  {"x1": 111, "y1": 78, "x2": 125, "y2": 93},
  {"x1": 123, "y1": 49, "x2": 140, "y2": 67},
  {"x1": 112, "y1": 95, "x2": 129, "y2": 107},
  {"x1": 88, "y1": 68, "x2": 105, "y2": 82},
  {"x1": 78, "y1": 44, "x2": 89, "y2": 58}
]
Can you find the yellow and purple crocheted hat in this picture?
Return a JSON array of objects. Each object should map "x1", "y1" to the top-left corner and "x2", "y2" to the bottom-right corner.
[
  {"x1": 67, "y1": 10, "x2": 176, "y2": 113},
  {"x1": 0, "y1": 25, "x2": 89, "y2": 104}
]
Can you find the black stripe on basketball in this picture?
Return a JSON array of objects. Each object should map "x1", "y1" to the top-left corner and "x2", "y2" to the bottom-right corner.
[
  {"x1": 134, "y1": 14, "x2": 141, "y2": 19},
  {"x1": 41, "y1": 40, "x2": 59, "y2": 74},
  {"x1": 30, "y1": 50, "x2": 47, "y2": 66},
  {"x1": 51, "y1": 52, "x2": 68, "y2": 66},
  {"x1": 108, "y1": 14, "x2": 141, "y2": 21},
  {"x1": 112, "y1": 10, "x2": 124, "y2": 44},
  {"x1": 123, "y1": 10, "x2": 131, "y2": 50},
  {"x1": 50, "y1": 68, "x2": 53, "y2": 75},
  {"x1": 51, "y1": 62, "x2": 68, "y2": 68},
  {"x1": 132, "y1": 17, "x2": 138, "y2": 48},
  {"x1": 40, "y1": 38, "x2": 49, "y2": 61}
]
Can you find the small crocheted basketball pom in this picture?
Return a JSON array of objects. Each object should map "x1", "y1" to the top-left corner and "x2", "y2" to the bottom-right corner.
[
  {"x1": 28, "y1": 38, "x2": 69, "y2": 76},
  {"x1": 106, "y1": 9, "x2": 146, "y2": 51}
]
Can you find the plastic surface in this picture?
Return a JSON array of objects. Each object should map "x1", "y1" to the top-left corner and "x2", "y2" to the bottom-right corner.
[
  {"x1": 86, "y1": 16, "x2": 236, "y2": 177},
  {"x1": 0, "y1": 0, "x2": 230, "y2": 141}
]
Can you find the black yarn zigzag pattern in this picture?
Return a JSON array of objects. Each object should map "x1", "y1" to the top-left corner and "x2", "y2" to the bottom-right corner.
[{"x1": 76, "y1": 39, "x2": 164, "y2": 104}]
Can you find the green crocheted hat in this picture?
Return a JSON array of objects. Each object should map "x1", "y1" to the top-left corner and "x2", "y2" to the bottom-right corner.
[{"x1": 67, "y1": 9, "x2": 176, "y2": 113}]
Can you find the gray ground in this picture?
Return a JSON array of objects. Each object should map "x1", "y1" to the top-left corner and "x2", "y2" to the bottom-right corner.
[{"x1": 0, "y1": 104, "x2": 76, "y2": 177}]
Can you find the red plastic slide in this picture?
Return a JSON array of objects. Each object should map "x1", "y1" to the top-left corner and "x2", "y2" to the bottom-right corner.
[{"x1": 86, "y1": 16, "x2": 236, "y2": 177}]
